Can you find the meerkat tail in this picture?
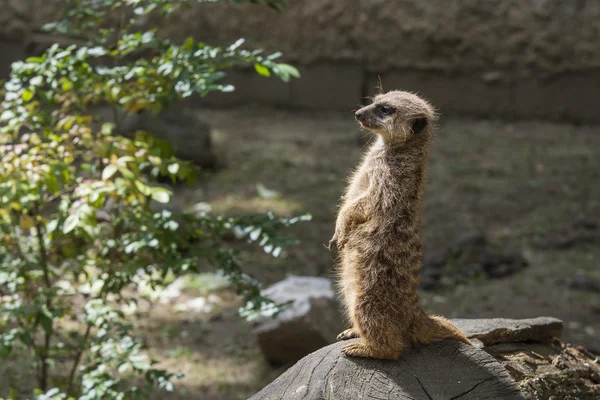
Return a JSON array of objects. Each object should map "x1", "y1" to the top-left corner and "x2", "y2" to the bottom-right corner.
[{"x1": 415, "y1": 315, "x2": 474, "y2": 346}]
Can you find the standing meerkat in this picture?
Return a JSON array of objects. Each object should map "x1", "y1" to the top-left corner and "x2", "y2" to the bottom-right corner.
[{"x1": 329, "y1": 90, "x2": 472, "y2": 360}]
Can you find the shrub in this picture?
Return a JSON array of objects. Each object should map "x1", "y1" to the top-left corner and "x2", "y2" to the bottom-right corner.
[{"x1": 0, "y1": 0, "x2": 306, "y2": 398}]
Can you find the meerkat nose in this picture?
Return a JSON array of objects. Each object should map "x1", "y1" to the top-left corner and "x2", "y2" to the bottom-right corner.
[{"x1": 355, "y1": 110, "x2": 364, "y2": 120}]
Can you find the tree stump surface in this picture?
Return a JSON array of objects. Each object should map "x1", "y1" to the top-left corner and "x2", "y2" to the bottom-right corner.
[{"x1": 250, "y1": 339, "x2": 525, "y2": 400}]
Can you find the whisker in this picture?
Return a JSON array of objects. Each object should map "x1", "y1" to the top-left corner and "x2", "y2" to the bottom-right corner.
[
  {"x1": 359, "y1": 133, "x2": 374, "y2": 150},
  {"x1": 376, "y1": 76, "x2": 384, "y2": 94}
]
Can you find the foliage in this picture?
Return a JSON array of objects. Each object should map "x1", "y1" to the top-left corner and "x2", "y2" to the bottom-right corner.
[{"x1": 0, "y1": 0, "x2": 305, "y2": 398}]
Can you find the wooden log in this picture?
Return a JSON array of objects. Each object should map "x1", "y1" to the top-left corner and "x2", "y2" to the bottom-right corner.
[{"x1": 250, "y1": 339, "x2": 525, "y2": 400}]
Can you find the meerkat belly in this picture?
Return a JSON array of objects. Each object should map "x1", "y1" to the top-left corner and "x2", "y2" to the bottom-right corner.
[
  {"x1": 339, "y1": 246, "x2": 361, "y2": 315},
  {"x1": 342, "y1": 222, "x2": 420, "y2": 296}
]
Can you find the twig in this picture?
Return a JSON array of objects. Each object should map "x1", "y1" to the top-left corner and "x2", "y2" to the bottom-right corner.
[
  {"x1": 65, "y1": 323, "x2": 93, "y2": 397},
  {"x1": 33, "y1": 210, "x2": 52, "y2": 391}
]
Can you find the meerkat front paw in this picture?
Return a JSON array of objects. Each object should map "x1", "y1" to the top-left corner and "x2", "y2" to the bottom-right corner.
[
  {"x1": 342, "y1": 342, "x2": 398, "y2": 360},
  {"x1": 328, "y1": 236, "x2": 337, "y2": 251},
  {"x1": 328, "y1": 231, "x2": 348, "y2": 250},
  {"x1": 337, "y1": 328, "x2": 360, "y2": 341}
]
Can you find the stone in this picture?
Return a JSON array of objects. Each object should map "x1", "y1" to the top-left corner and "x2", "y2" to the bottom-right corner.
[
  {"x1": 191, "y1": 67, "x2": 291, "y2": 107},
  {"x1": 475, "y1": 252, "x2": 529, "y2": 279},
  {"x1": 91, "y1": 105, "x2": 217, "y2": 169},
  {"x1": 288, "y1": 63, "x2": 363, "y2": 110},
  {"x1": 135, "y1": 108, "x2": 217, "y2": 169},
  {"x1": 1, "y1": 1, "x2": 600, "y2": 122},
  {"x1": 0, "y1": 38, "x2": 26, "y2": 78},
  {"x1": 8, "y1": 0, "x2": 30, "y2": 18},
  {"x1": 25, "y1": 34, "x2": 86, "y2": 58},
  {"x1": 569, "y1": 276, "x2": 600, "y2": 293},
  {"x1": 5, "y1": 19, "x2": 27, "y2": 37},
  {"x1": 422, "y1": 233, "x2": 486, "y2": 289},
  {"x1": 250, "y1": 340, "x2": 525, "y2": 400},
  {"x1": 253, "y1": 276, "x2": 344, "y2": 366},
  {"x1": 422, "y1": 232, "x2": 528, "y2": 289},
  {"x1": 451, "y1": 317, "x2": 564, "y2": 346},
  {"x1": 533, "y1": 217, "x2": 599, "y2": 250},
  {"x1": 366, "y1": 71, "x2": 514, "y2": 120}
]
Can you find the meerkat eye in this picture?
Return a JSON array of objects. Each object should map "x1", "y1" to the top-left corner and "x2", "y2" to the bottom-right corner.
[{"x1": 377, "y1": 105, "x2": 395, "y2": 116}]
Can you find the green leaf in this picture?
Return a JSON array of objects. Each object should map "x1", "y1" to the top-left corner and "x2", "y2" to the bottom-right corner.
[
  {"x1": 117, "y1": 166, "x2": 135, "y2": 179},
  {"x1": 25, "y1": 56, "x2": 44, "y2": 63},
  {"x1": 280, "y1": 64, "x2": 300, "y2": 78},
  {"x1": 277, "y1": 63, "x2": 300, "y2": 78},
  {"x1": 167, "y1": 163, "x2": 179, "y2": 175},
  {"x1": 150, "y1": 187, "x2": 171, "y2": 203},
  {"x1": 22, "y1": 89, "x2": 34, "y2": 102},
  {"x1": 46, "y1": 219, "x2": 59, "y2": 233},
  {"x1": 118, "y1": 363, "x2": 130, "y2": 373},
  {"x1": 183, "y1": 37, "x2": 194, "y2": 51},
  {"x1": 30, "y1": 76, "x2": 43, "y2": 86},
  {"x1": 46, "y1": 174, "x2": 59, "y2": 193},
  {"x1": 102, "y1": 164, "x2": 118, "y2": 180},
  {"x1": 60, "y1": 242, "x2": 78, "y2": 258},
  {"x1": 1, "y1": 110, "x2": 15, "y2": 121},
  {"x1": 254, "y1": 63, "x2": 271, "y2": 77},
  {"x1": 62, "y1": 79, "x2": 73, "y2": 91},
  {"x1": 101, "y1": 122, "x2": 115, "y2": 136},
  {"x1": 38, "y1": 310, "x2": 54, "y2": 335},
  {"x1": 135, "y1": 180, "x2": 152, "y2": 196},
  {"x1": 63, "y1": 214, "x2": 79, "y2": 234}
]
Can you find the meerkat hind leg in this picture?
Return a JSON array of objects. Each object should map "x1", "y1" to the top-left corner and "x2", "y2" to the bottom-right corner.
[
  {"x1": 337, "y1": 328, "x2": 360, "y2": 341},
  {"x1": 342, "y1": 342, "x2": 399, "y2": 360}
]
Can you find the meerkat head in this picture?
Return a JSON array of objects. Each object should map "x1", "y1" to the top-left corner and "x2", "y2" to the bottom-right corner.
[{"x1": 354, "y1": 90, "x2": 436, "y2": 145}]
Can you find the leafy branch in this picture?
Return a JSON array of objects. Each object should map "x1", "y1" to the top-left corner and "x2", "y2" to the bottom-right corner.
[{"x1": 0, "y1": 0, "x2": 306, "y2": 397}]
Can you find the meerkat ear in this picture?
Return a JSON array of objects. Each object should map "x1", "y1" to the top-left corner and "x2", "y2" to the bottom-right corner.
[{"x1": 410, "y1": 117, "x2": 428, "y2": 134}]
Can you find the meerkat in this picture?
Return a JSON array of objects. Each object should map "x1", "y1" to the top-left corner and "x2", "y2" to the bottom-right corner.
[{"x1": 329, "y1": 90, "x2": 472, "y2": 360}]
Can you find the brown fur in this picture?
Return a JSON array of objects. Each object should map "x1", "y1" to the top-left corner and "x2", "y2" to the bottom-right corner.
[{"x1": 329, "y1": 90, "x2": 472, "y2": 360}]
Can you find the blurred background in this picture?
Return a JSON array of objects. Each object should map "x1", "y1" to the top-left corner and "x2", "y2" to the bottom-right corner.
[{"x1": 0, "y1": 1, "x2": 598, "y2": 399}]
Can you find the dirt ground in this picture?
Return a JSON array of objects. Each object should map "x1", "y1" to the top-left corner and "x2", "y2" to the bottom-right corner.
[{"x1": 141, "y1": 105, "x2": 600, "y2": 400}]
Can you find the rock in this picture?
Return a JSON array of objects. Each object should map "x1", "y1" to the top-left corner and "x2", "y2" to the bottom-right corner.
[
  {"x1": 475, "y1": 252, "x2": 529, "y2": 278},
  {"x1": 253, "y1": 276, "x2": 344, "y2": 366},
  {"x1": 147, "y1": 109, "x2": 217, "y2": 169},
  {"x1": 250, "y1": 340, "x2": 525, "y2": 400},
  {"x1": 5, "y1": 19, "x2": 27, "y2": 37},
  {"x1": 0, "y1": 38, "x2": 26, "y2": 78},
  {"x1": 422, "y1": 233, "x2": 486, "y2": 288},
  {"x1": 8, "y1": 0, "x2": 30, "y2": 18},
  {"x1": 533, "y1": 231, "x2": 598, "y2": 250},
  {"x1": 569, "y1": 275, "x2": 600, "y2": 293},
  {"x1": 422, "y1": 232, "x2": 528, "y2": 289},
  {"x1": 92, "y1": 105, "x2": 218, "y2": 169},
  {"x1": 533, "y1": 217, "x2": 599, "y2": 250},
  {"x1": 451, "y1": 317, "x2": 563, "y2": 346}
]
